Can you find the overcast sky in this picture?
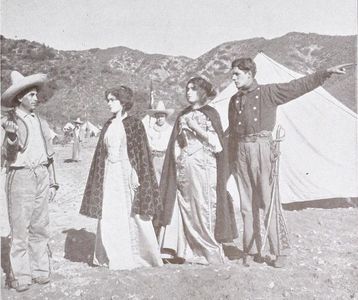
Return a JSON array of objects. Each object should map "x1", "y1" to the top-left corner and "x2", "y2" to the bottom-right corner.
[{"x1": 1, "y1": 0, "x2": 356, "y2": 58}]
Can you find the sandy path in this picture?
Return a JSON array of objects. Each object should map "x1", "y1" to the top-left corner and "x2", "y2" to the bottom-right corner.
[{"x1": 1, "y1": 138, "x2": 358, "y2": 299}]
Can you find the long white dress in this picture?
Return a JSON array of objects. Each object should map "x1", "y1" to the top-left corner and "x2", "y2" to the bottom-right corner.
[
  {"x1": 160, "y1": 110, "x2": 226, "y2": 264},
  {"x1": 93, "y1": 115, "x2": 163, "y2": 270}
]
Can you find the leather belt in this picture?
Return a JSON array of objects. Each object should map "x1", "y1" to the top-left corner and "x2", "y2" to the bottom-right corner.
[
  {"x1": 239, "y1": 131, "x2": 272, "y2": 143},
  {"x1": 152, "y1": 150, "x2": 166, "y2": 157},
  {"x1": 9, "y1": 163, "x2": 48, "y2": 171}
]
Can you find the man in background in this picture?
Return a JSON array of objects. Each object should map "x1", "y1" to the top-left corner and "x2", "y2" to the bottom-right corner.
[
  {"x1": 72, "y1": 117, "x2": 83, "y2": 162},
  {"x1": 145, "y1": 101, "x2": 174, "y2": 183}
]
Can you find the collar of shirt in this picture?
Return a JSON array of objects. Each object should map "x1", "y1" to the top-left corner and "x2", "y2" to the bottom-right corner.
[
  {"x1": 112, "y1": 112, "x2": 128, "y2": 122},
  {"x1": 234, "y1": 80, "x2": 259, "y2": 111},
  {"x1": 236, "y1": 80, "x2": 258, "y2": 96},
  {"x1": 152, "y1": 122, "x2": 170, "y2": 132},
  {"x1": 16, "y1": 108, "x2": 36, "y2": 119}
]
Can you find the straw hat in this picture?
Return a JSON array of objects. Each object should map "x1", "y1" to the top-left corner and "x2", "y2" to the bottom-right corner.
[
  {"x1": 1, "y1": 71, "x2": 48, "y2": 108},
  {"x1": 73, "y1": 117, "x2": 84, "y2": 124},
  {"x1": 147, "y1": 101, "x2": 174, "y2": 117}
]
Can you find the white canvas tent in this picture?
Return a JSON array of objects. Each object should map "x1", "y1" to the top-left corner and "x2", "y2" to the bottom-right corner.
[
  {"x1": 49, "y1": 128, "x2": 58, "y2": 140},
  {"x1": 82, "y1": 121, "x2": 100, "y2": 137},
  {"x1": 210, "y1": 52, "x2": 358, "y2": 203}
]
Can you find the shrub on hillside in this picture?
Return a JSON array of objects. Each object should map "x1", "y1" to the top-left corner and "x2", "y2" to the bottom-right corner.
[
  {"x1": 101, "y1": 66, "x2": 113, "y2": 74},
  {"x1": 1, "y1": 42, "x2": 16, "y2": 55},
  {"x1": 37, "y1": 79, "x2": 58, "y2": 103},
  {"x1": 1, "y1": 58, "x2": 11, "y2": 69},
  {"x1": 31, "y1": 45, "x2": 56, "y2": 60},
  {"x1": 89, "y1": 48, "x2": 100, "y2": 54}
]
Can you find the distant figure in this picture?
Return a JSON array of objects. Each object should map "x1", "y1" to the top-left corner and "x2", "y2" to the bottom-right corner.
[
  {"x1": 159, "y1": 77, "x2": 237, "y2": 264},
  {"x1": 228, "y1": 58, "x2": 353, "y2": 268},
  {"x1": 1, "y1": 71, "x2": 59, "y2": 292},
  {"x1": 80, "y1": 86, "x2": 163, "y2": 270},
  {"x1": 146, "y1": 101, "x2": 174, "y2": 182},
  {"x1": 62, "y1": 129, "x2": 72, "y2": 146},
  {"x1": 72, "y1": 118, "x2": 83, "y2": 161}
]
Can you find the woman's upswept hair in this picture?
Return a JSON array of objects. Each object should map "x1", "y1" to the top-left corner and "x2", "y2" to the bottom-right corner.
[
  {"x1": 187, "y1": 77, "x2": 217, "y2": 100},
  {"x1": 105, "y1": 86, "x2": 134, "y2": 112},
  {"x1": 231, "y1": 58, "x2": 257, "y2": 78}
]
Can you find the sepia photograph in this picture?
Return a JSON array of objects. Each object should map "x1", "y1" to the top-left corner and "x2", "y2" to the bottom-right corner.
[{"x1": 1, "y1": 0, "x2": 357, "y2": 299}]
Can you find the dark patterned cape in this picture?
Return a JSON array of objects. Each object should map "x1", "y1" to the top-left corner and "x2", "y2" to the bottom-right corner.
[
  {"x1": 79, "y1": 115, "x2": 162, "y2": 219},
  {"x1": 159, "y1": 105, "x2": 238, "y2": 243}
]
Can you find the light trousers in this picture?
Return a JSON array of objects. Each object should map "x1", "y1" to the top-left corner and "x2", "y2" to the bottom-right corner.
[
  {"x1": 233, "y1": 138, "x2": 280, "y2": 256},
  {"x1": 6, "y1": 166, "x2": 50, "y2": 285}
]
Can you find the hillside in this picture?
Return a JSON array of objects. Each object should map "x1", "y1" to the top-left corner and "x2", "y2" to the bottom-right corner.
[
  {"x1": 1, "y1": 33, "x2": 356, "y2": 127},
  {"x1": 164, "y1": 33, "x2": 356, "y2": 110}
]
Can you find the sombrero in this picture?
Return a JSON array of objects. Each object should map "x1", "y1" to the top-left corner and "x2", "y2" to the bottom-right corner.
[
  {"x1": 73, "y1": 117, "x2": 84, "y2": 124},
  {"x1": 1, "y1": 71, "x2": 48, "y2": 108},
  {"x1": 147, "y1": 101, "x2": 174, "y2": 117}
]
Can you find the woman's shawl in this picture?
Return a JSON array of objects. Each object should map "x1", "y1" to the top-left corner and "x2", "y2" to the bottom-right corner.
[
  {"x1": 79, "y1": 116, "x2": 162, "y2": 219},
  {"x1": 159, "y1": 105, "x2": 238, "y2": 243}
]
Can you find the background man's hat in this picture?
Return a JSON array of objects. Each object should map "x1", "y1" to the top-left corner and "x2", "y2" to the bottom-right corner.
[
  {"x1": 73, "y1": 117, "x2": 84, "y2": 124},
  {"x1": 1, "y1": 71, "x2": 48, "y2": 108},
  {"x1": 147, "y1": 101, "x2": 174, "y2": 116}
]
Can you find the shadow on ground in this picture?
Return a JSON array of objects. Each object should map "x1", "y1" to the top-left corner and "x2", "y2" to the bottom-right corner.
[
  {"x1": 283, "y1": 197, "x2": 358, "y2": 211},
  {"x1": 1, "y1": 236, "x2": 11, "y2": 286},
  {"x1": 63, "y1": 159, "x2": 80, "y2": 163},
  {"x1": 63, "y1": 228, "x2": 95, "y2": 265},
  {"x1": 223, "y1": 244, "x2": 244, "y2": 260}
]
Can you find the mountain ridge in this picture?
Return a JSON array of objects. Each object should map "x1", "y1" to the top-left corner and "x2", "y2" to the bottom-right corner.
[{"x1": 1, "y1": 32, "x2": 356, "y2": 127}]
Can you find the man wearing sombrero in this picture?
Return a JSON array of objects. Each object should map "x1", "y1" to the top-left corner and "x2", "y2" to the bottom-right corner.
[
  {"x1": 72, "y1": 117, "x2": 83, "y2": 162},
  {"x1": 1, "y1": 71, "x2": 59, "y2": 292},
  {"x1": 145, "y1": 101, "x2": 174, "y2": 183}
]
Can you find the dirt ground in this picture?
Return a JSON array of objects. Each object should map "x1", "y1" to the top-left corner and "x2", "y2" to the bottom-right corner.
[{"x1": 1, "y1": 138, "x2": 358, "y2": 300}]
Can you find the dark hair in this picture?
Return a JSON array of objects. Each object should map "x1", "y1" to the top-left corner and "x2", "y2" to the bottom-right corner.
[
  {"x1": 154, "y1": 112, "x2": 167, "y2": 118},
  {"x1": 231, "y1": 58, "x2": 257, "y2": 78},
  {"x1": 15, "y1": 86, "x2": 39, "y2": 106},
  {"x1": 105, "y1": 86, "x2": 134, "y2": 112},
  {"x1": 186, "y1": 77, "x2": 217, "y2": 101}
]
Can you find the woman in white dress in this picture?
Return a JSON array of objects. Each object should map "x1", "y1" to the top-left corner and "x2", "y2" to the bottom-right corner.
[
  {"x1": 80, "y1": 86, "x2": 163, "y2": 270},
  {"x1": 159, "y1": 77, "x2": 238, "y2": 264}
]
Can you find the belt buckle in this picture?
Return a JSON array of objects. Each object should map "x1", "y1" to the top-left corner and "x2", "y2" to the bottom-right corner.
[{"x1": 245, "y1": 134, "x2": 257, "y2": 142}]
